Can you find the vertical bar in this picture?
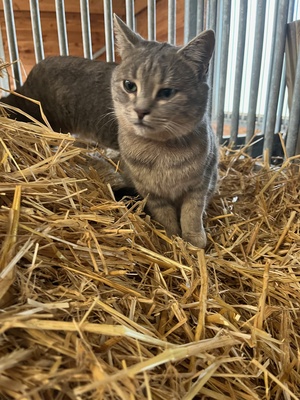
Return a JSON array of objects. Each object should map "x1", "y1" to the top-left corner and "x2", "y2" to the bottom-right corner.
[
  {"x1": 55, "y1": 0, "x2": 69, "y2": 56},
  {"x1": 207, "y1": 0, "x2": 217, "y2": 119},
  {"x1": 126, "y1": 0, "x2": 135, "y2": 31},
  {"x1": 184, "y1": 0, "x2": 197, "y2": 44},
  {"x1": 197, "y1": 0, "x2": 204, "y2": 33},
  {"x1": 168, "y1": 0, "x2": 176, "y2": 45},
  {"x1": 286, "y1": 53, "x2": 300, "y2": 157},
  {"x1": 245, "y1": 0, "x2": 266, "y2": 145},
  {"x1": 2, "y1": 0, "x2": 22, "y2": 88},
  {"x1": 80, "y1": 0, "x2": 93, "y2": 59},
  {"x1": 0, "y1": 29, "x2": 10, "y2": 91},
  {"x1": 103, "y1": 0, "x2": 114, "y2": 62},
  {"x1": 263, "y1": 0, "x2": 290, "y2": 155},
  {"x1": 148, "y1": 0, "x2": 156, "y2": 41},
  {"x1": 261, "y1": 0, "x2": 279, "y2": 138},
  {"x1": 30, "y1": 0, "x2": 45, "y2": 63},
  {"x1": 230, "y1": 0, "x2": 248, "y2": 144},
  {"x1": 207, "y1": 0, "x2": 217, "y2": 31},
  {"x1": 216, "y1": 0, "x2": 231, "y2": 141},
  {"x1": 275, "y1": 0, "x2": 295, "y2": 133}
]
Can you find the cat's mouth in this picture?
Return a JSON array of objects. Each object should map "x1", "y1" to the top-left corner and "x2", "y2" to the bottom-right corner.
[{"x1": 134, "y1": 121, "x2": 154, "y2": 129}]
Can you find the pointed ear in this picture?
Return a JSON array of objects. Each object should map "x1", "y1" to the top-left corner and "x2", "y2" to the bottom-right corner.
[
  {"x1": 113, "y1": 14, "x2": 144, "y2": 58},
  {"x1": 177, "y1": 30, "x2": 215, "y2": 75}
]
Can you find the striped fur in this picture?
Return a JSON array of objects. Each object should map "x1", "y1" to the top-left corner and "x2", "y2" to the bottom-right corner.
[{"x1": 112, "y1": 16, "x2": 218, "y2": 248}]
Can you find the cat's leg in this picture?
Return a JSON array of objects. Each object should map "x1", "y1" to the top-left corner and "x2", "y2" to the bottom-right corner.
[
  {"x1": 146, "y1": 196, "x2": 181, "y2": 237},
  {"x1": 180, "y1": 190, "x2": 207, "y2": 248}
]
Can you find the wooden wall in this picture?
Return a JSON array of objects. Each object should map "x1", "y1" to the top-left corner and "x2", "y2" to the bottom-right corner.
[{"x1": 0, "y1": 0, "x2": 185, "y2": 89}]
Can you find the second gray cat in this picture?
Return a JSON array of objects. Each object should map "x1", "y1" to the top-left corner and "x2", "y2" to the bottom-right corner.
[{"x1": 1, "y1": 15, "x2": 218, "y2": 248}]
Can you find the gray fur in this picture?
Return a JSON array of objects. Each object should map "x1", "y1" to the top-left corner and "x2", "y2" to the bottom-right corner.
[
  {"x1": 112, "y1": 15, "x2": 218, "y2": 248},
  {"x1": 1, "y1": 57, "x2": 119, "y2": 149}
]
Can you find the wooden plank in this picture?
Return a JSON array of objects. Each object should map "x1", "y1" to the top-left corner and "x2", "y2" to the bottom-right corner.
[
  {"x1": 0, "y1": 0, "x2": 147, "y2": 15},
  {"x1": 0, "y1": 10, "x2": 105, "y2": 32}
]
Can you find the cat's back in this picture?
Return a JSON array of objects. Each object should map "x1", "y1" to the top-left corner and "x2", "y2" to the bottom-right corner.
[
  {"x1": 25, "y1": 56, "x2": 116, "y2": 94},
  {"x1": 2, "y1": 56, "x2": 119, "y2": 147}
]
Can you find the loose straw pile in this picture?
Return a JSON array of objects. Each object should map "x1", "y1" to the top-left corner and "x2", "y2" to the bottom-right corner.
[{"x1": 0, "y1": 112, "x2": 299, "y2": 399}]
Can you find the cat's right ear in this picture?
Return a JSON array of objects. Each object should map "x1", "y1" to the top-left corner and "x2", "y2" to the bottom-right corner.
[
  {"x1": 113, "y1": 14, "x2": 143, "y2": 59},
  {"x1": 177, "y1": 30, "x2": 215, "y2": 76}
]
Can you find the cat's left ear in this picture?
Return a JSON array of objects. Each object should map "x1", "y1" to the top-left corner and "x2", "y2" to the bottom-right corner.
[
  {"x1": 177, "y1": 30, "x2": 215, "y2": 75},
  {"x1": 113, "y1": 14, "x2": 144, "y2": 58}
]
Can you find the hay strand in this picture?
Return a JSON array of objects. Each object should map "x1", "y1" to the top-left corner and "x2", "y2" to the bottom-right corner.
[{"x1": 0, "y1": 114, "x2": 300, "y2": 399}]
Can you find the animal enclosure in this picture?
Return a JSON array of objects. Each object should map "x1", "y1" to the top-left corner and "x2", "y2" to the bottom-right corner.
[{"x1": 0, "y1": 1, "x2": 300, "y2": 400}]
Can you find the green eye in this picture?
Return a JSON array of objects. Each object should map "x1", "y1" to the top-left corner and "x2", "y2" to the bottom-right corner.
[
  {"x1": 156, "y1": 88, "x2": 177, "y2": 100},
  {"x1": 123, "y1": 80, "x2": 137, "y2": 93}
]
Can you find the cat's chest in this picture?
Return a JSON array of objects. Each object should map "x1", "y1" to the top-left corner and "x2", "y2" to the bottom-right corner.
[{"x1": 121, "y1": 143, "x2": 203, "y2": 199}]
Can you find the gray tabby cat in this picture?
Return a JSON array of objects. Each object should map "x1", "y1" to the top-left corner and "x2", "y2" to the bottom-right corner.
[
  {"x1": 1, "y1": 15, "x2": 218, "y2": 248},
  {"x1": 112, "y1": 16, "x2": 217, "y2": 248}
]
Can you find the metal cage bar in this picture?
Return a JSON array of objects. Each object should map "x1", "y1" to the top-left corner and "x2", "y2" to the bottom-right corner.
[
  {"x1": 0, "y1": 29, "x2": 9, "y2": 91},
  {"x1": 2, "y1": 0, "x2": 22, "y2": 88},
  {"x1": 55, "y1": 0, "x2": 69, "y2": 56},
  {"x1": 80, "y1": 0, "x2": 93, "y2": 59},
  {"x1": 148, "y1": 0, "x2": 156, "y2": 41},
  {"x1": 168, "y1": 0, "x2": 176, "y2": 45},
  {"x1": 286, "y1": 51, "x2": 300, "y2": 157},
  {"x1": 126, "y1": 0, "x2": 135, "y2": 31},
  {"x1": 103, "y1": 0, "x2": 114, "y2": 62},
  {"x1": 230, "y1": 0, "x2": 248, "y2": 144},
  {"x1": 245, "y1": 0, "x2": 266, "y2": 145},
  {"x1": 197, "y1": 0, "x2": 204, "y2": 34},
  {"x1": 207, "y1": 0, "x2": 217, "y2": 119},
  {"x1": 216, "y1": 0, "x2": 231, "y2": 141},
  {"x1": 184, "y1": 0, "x2": 197, "y2": 44},
  {"x1": 30, "y1": 0, "x2": 44, "y2": 63},
  {"x1": 263, "y1": 0, "x2": 290, "y2": 155}
]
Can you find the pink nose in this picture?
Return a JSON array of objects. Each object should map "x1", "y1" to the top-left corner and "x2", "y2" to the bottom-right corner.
[{"x1": 134, "y1": 108, "x2": 150, "y2": 120}]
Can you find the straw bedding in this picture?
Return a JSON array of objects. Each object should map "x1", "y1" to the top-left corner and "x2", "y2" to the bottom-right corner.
[{"x1": 0, "y1": 110, "x2": 299, "y2": 400}]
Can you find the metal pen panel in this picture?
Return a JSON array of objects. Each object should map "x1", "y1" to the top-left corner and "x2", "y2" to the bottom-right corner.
[
  {"x1": 263, "y1": 0, "x2": 290, "y2": 155},
  {"x1": 168, "y1": 0, "x2": 176, "y2": 45},
  {"x1": 55, "y1": 0, "x2": 69, "y2": 56},
  {"x1": 148, "y1": 0, "x2": 156, "y2": 41},
  {"x1": 30, "y1": 0, "x2": 44, "y2": 63},
  {"x1": 80, "y1": 0, "x2": 93, "y2": 59},
  {"x1": 245, "y1": 0, "x2": 266, "y2": 145},
  {"x1": 286, "y1": 53, "x2": 300, "y2": 157},
  {"x1": 230, "y1": 0, "x2": 248, "y2": 144},
  {"x1": 216, "y1": 0, "x2": 231, "y2": 141},
  {"x1": 103, "y1": 0, "x2": 114, "y2": 62},
  {"x1": 126, "y1": 0, "x2": 135, "y2": 31},
  {"x1": 2, "y1": 0, "x2": 22, "y2": 88}
]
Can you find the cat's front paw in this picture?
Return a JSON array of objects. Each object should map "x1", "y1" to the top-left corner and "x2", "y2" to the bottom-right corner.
[{"x1": 183, "y1": 231, "x2": 207, "y2": 248}]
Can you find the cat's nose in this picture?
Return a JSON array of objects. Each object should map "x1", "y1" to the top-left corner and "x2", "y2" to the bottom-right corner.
[{"x1": 134, "y1": 108, "x2": 150, "y2": 120}]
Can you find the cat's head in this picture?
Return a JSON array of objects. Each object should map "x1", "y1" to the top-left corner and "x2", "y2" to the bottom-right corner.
[{"x1": 111, "y1": 15, "x2": 215, "y2": 142}]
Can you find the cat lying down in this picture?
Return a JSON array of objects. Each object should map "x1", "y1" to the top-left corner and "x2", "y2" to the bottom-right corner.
[{"x1": 1, "y1": 15, "x2": 218, "y2": 248}]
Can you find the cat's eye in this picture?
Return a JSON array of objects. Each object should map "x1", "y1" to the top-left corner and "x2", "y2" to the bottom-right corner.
[
  {"x1": 156, "y1": 88, "x2": 177, "y2": 100},
  {"x1": 123, "y1": 80, "x2": 137, "y2": 93}
]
